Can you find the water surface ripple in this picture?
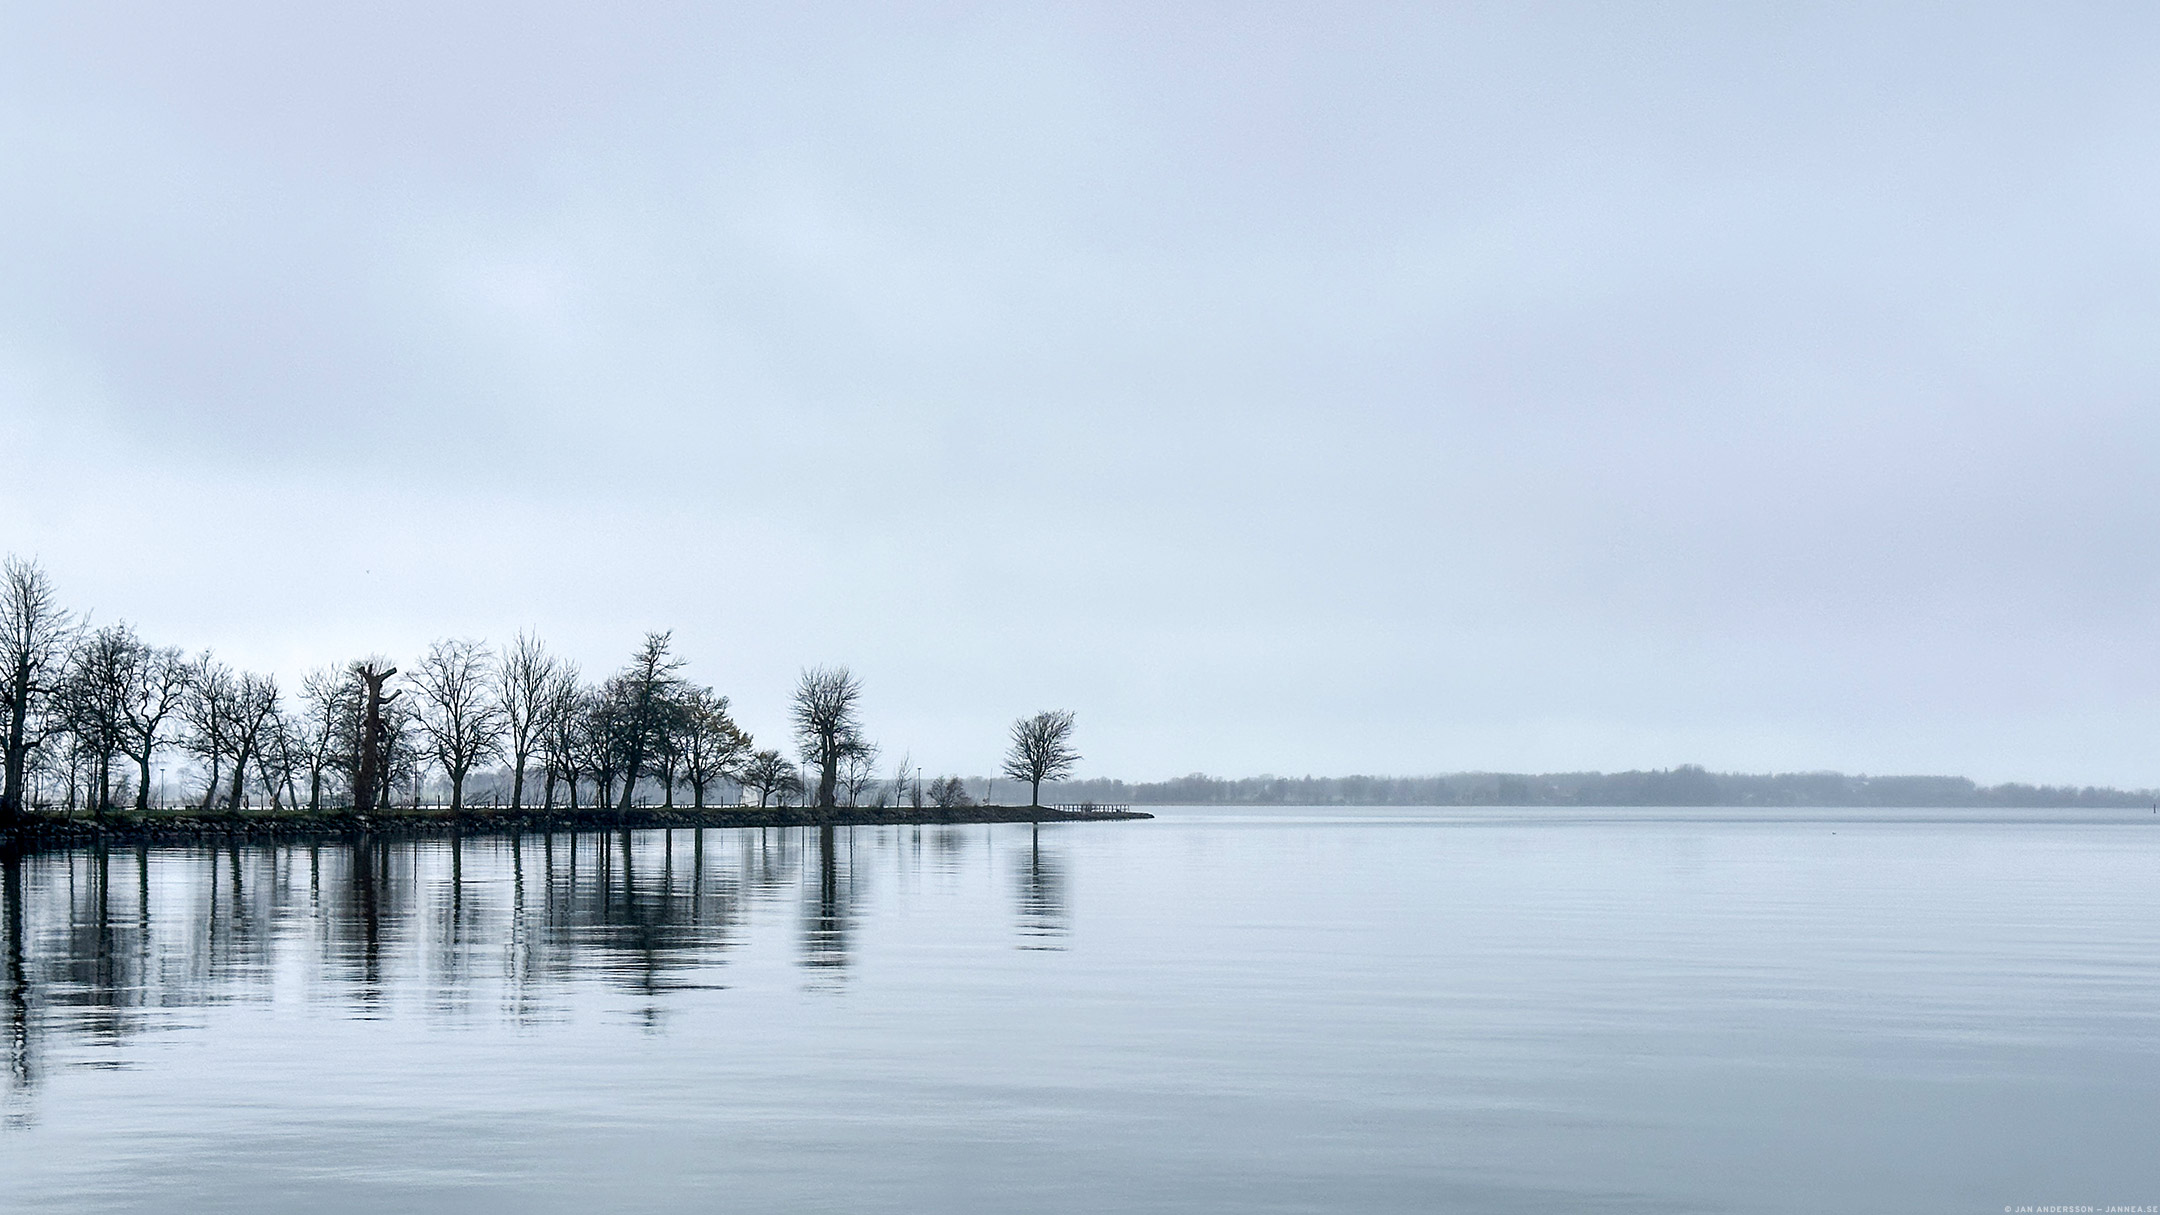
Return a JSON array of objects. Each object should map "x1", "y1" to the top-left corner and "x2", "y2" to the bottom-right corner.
[{"x1": 1, "y1": 807, "x2": 2155, "y2": 1213}]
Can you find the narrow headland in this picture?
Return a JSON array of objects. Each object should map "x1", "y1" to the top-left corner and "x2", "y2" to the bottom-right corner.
[{"x1": 0, "y1": 802, "x2": 1150, "y2": 852}]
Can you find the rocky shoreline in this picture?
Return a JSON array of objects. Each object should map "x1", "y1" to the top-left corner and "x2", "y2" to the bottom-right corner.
[{"x1": 0, "y1": 804, "x2": 1152, "y2": 851}]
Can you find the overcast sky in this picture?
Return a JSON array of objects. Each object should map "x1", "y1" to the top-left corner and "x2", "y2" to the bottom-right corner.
[{"x1": 4, "y1": 3, "x2": 2157, "y2": 785}]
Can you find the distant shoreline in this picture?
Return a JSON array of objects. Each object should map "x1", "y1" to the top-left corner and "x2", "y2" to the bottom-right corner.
[
  {"x1": 1044, "y1": 766, "x2": 2160, "y2": 810},
  {"x1": 0, "y1": 804, "x2": 1153, "y2": 851}
]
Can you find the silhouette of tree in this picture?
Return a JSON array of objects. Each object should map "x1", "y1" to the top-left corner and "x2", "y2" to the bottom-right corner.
[
  {"x1": 606, "y1": 633, "x2": 684, "y2": 813},
  {"x1": 60, "y1": 624, "x2": 140, "y2": 817},
  {"x1": 297, "y1": 666, "x2": 356, "y2": 812},
  {"x1": 221, "y1": 674, "x2": 281, "y2": 813},
  {"x1": 181, "y1": 656, "x2": 240, "y2": 813},
  {"x1": 255, "y1": 707, "x2": 305, "y2": 810},
  {"x1": 496, "y1": 631, "x2": 565, "y2": 814},
  {"x1": 1001, "y1": 710, "x2": 1080, "y2": 808},
  {"x1": 840, "y1": 739, "x2": 881, "y2": 807},
  {"x1": 536, "y1": 675, "x2": 588, "y2": 813},
  {"x1": 120, "y1": 641, "x2": 190, "y2": 813},
  {"x1": 678, "y1": 687, "x2": 749, "y2": 810},
  {"x1": 791, "y1": 666, "x2": 863, "y2": 809},
  {"x1": 349, "y1": 658, "x2": 399, "y2": 815},
  {"x1": 740, "y1": 749, "x2": 793, "y2": 808},
  {"x1": 410, "y1": 638, "x2": 503, "y2": 815},
  {"x1": 888, "y1": 751, "x2": 918, "y2": 810},
  {"x1": 1, "y1": 557, "x2": 74, "y2": 823}
]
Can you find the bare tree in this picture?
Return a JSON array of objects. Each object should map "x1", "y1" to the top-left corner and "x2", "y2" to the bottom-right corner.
[
  {"x1": 840, "y1": 738, "x2": 882, "y2": 807},
  {"x1": 535, "y1": 671, "x2": 587, "y2": 812},
  {"x1": 297, "y1": 666, "x2": 356, "y2": 812},
  {"x1": 409, "y1": 638, "x2": 503, "y2": 815},
  {"x1": 1, "y1": 557, "x2": 75, "y2": 823},
  {"x1": 120, "y1": 641, "x2": 190, "y2": 812},
  {"x1": 182, "y1": 655, "x2": 239, "y2": 812},
  {"x1": 587, "y1": 686, "x2": 629, "y2": 808},
  {"x1": 888, "y1": 751, "x2": 916, "y2": 810},
  {"x1": 495, "y1": 631, "x2": 564, "y2": 814},
  {"x1": 608, "y1": 632, "x2": 684, "y2": 813},
  {"x1": 791, "y1": 665, "x2": 863, "y2": 809},
  {"x1": 927, "y1": 775, "x2": 973, "y2": 809},
  {"x1": 1001, "y1": 710, "x2": 1081, "y2": 809},
  {"x1": 350, "y1": 658, "x2": 399, "y2": 814},
  {"x1": 678, "y1": 686, "x2": 748, "y2": 810},
  {"x1": 255, "y1": 707, "x2": 304, "y2": 811},
  {"x1": 776, "y1": 766, "x2": 805, "y2": 807},
  {"x1": 378, "y1": 693, "x2": 421, "y2": 810},
  {"x1": 740, "y1": 749, "x2": 793, "y2": 809},
  {"x1": 651, "y1": 690, "x2": 693, "y2": 808},
  {"x1": 61, "y1": 623, "x2": 140, "y2": 817},
  {"x1": 223, "y1": 673, "x2": 281, "y2": 813}
]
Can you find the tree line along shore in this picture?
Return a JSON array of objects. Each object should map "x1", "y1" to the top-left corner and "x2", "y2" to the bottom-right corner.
[
  {"x1": 0, "y1": 556, "x2": 1098, "y2": 838},
  {"x1": 1050, "y1": 766, "x2": 2158, "y2": 809}
]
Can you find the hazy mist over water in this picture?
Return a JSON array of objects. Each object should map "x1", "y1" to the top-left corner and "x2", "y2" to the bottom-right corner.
[
  {"x1": 3, "y1": 809, "x2": 2157, "y2": 1213},
  {"x1": 8, "y1": 9, "x2": 2158, "y2": 1211},
  {"x1": 5, "y1": 5, "x2": 2160, "y2": 783}
]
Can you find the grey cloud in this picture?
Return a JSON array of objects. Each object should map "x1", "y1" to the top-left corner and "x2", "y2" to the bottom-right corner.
[{"x1": 4, "y1": 3, "x2": 2157, "y2": 782}]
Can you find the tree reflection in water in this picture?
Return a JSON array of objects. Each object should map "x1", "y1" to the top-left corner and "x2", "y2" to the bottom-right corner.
[
  {"x1": 0, "y1": 821, "x2": 1090, "y2": 1113},
  {"x1": 800, "y1": 826, "x2": 853, "y2": 986},
  {"x1": 1013, "y1": 824, "x2": 1070, "y2": 950}
]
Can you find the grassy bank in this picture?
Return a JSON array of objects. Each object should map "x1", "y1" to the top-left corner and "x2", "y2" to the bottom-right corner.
[{"x1": 0, "y1": 804, "x2": 1152, "y2": 850}]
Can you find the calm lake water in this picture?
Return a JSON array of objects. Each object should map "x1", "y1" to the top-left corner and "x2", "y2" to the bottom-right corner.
[{"x1": 1, "y1": 807, "x2": 2156, "y2": 1213}]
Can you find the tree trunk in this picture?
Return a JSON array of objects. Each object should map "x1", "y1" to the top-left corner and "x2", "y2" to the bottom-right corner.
[
  {"x1": 510, "y1": 757, "x2": 526, "y2": 814},
  {"x1": 1, "y1": 658, "x2": 29, "y2": 823},
  {"x1": 449, "y1": 769, "x2": 465, "y2": 815},
  {"x1": 226, "y1": 745, "x2": 253, "y2": 814},
  {"x1": 135, "y1": 752, "x2": 154, "y2": 813},
  {"x1": 354, "y1": 672, "x2": 394, "y2": 816},
  {"x1": 817, "y1": 744, "x2": 838, "y2": 809}
]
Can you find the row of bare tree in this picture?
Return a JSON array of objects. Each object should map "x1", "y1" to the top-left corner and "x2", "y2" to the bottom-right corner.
[{"x1": 1, "y1": 557, "x2": 1082, "y2": 822}]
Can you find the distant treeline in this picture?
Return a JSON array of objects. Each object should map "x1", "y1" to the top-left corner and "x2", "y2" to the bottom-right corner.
[{"x1": 1042, "y1": 766, "x2": 2158, "y2": 809}]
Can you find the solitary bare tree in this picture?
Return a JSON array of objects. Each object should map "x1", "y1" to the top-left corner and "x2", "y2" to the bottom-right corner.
[
  {"x1": 1001, "y1": 710, "x2": 1081, "y2": 809},
  {"x1": 410, "y1": 638, "x2": 503, "y2": 815},
  {"x1": 791, "y1": 665, "x2": 863, "y2": 809},
  {"x1": 1, "y1": 557, "x2": 74, "y2": 823}
]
